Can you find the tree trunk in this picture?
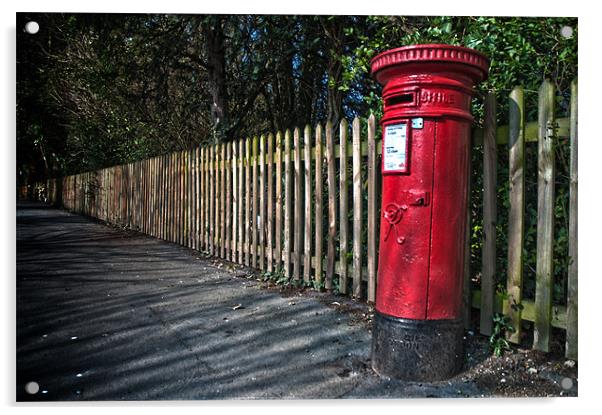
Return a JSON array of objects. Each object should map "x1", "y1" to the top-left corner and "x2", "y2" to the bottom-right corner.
[{"x1": 202, "y1": 16, "x2": 229, "y2": 143}]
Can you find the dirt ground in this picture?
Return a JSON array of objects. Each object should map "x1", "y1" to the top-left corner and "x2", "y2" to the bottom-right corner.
[{"x1": 233, "y1": 264, "x2": 578, "y2": 398}]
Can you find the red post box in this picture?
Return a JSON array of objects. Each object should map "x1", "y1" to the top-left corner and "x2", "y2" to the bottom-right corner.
[{"x1": 370, "y1": 44, "x2": 489, "y2": 381}]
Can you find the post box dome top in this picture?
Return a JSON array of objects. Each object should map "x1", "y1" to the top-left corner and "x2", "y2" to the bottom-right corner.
[{"x1": 371, "y1": 44, "x2": 489, "y2": 84}]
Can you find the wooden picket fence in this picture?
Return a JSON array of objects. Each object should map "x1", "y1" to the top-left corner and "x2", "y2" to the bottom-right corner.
[{"x1": 25, "y1": 79, "x2": 577, "y2": 359}]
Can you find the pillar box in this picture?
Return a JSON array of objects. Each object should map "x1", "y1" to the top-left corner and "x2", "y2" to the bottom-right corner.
[{"x1": 370, "y1": 44, "x2": 489, "y2": 381}]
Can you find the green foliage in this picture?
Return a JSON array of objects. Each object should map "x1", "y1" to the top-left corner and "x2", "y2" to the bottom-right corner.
[{"x1": 489, "y1": 313, "x2": 515, "y2": 357}]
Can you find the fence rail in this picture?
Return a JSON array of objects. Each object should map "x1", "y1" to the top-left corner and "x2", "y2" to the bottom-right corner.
[{"x1": 23, "y1": 79, "x2": 578, "y2": 359}]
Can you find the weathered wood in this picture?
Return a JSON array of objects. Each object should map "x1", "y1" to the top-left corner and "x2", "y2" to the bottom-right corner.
[
  {"x1": 199, "y1": 148, "x2": 204, "y2": 250},
  {"x1": 245, "y1": 137, "x2": 252, "y2": 266},
  {"x1": 221, "y1": 144, "x2": 227, "y2": 258},
  {"x1": 274, "y1": 132, "x2": 283, "y2": 272},
  {"x1": 463, "y1": 137, "x2": 473, "y2": 329},
  {"x1": 182, "y1": 151, "x2": 190, "y2": 247},
  {"x1": 283, "y1": 130, "x2": 293, "y2": 279},
  {"x1": 303, "y1": 125, "x2": 313, "y2": 283},
  {"x1": 195, "y1": 148, "x2": 200, "y2": 250},
  {"x1": 471, "y1": 289, "x2": 567, "y2": 329},
  {"x1": 215, "y1": 145, "x2": 221, "y2": 255},
  {"x1": 259, "y1": 135, "x2": 266, "y2": 271},
  {"x1": 352, "y1": 117, "x2": 363, "y2": 298},
  {"x1": 366, "y1": 114, "x2": 378, "y2": 303},
  {"x1": 175, "y1": 152, "x2": 180, "y2": 245},
  {"x1": 293, "y1": 128, "x2": 303, "y2": 280},
  {"x1": 505, "y1": 86, "x2": 526, "y2": 343},
  {"x1": 480, "y1": 92, "x2": 497, "y2": 336},
  {"x1": 472, "y1": 117, "x2": 570, "y2": 146},
  {"x1": 339, "y1": 119, "x2": 349, "y2": 295},
  {"x1": 238, "y1": 139, "x2": 244, "y2": 263},
  {"x1": 232, "y1": 141, "x2": 238, "y2": 261},
  {"x1": 209, "y1": 146, "x2": 215, "y2": 255},
  {"x1": 325, "y1": 121, "x2": 336, "y2": 291},
  {"x1": 226, "y1": 142, "x2": 232, "y2": 259},
  {"x1": 252, "y1": 136, "x2": 259, "y2": 268},
  {"x1": 566, "y1": 78, "x2": 578, "y2": 360},
  {"x1": 267, "y1": 133, "x2": 274, "y2": 272},
  {"x1": 314, "y1": 124, "x2": 324, "y2": 286},
  {"x1": 179, "y1": 151, "x2": 184, "y2": 245},
  {"x1": 189, "y1": 150, "x2": 194, "y2": 247},
  {"x1": 203, "y1": 147, "x2": 209, "y2": 250},
  {"x1": 534, "y1": 80, "x2": 556, "y2": 353}
]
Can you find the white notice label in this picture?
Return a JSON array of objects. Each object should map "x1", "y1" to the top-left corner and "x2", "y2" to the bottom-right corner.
[{"x1": 383, "y1": 123, "x2": 408, "y2": 172}]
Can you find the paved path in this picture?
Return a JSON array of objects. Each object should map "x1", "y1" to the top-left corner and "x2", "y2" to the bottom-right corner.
[{"x1": 16, "y1": 202, "x2": 485, "y2": 400}]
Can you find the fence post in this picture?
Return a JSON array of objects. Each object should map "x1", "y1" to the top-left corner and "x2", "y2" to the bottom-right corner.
[
  {"x1": 534, "y1": 80, "x2": 556, "y2": 352},
  {"x1": 566, "y1": 78, "x2": 578, "y2": 360},
  {"x1": 505, "y1": 86, "x2": 526, "y2": 343},
  {"x1": 480, "y1": 91, "x2": 497, "y2": 336}
]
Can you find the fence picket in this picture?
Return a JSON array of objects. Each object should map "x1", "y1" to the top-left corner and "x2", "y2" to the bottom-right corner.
[
  {"x1": 283, "y1": 130, "x2": 293, "y2": 279},
  {"x1": 226, "y1": 143, "x2": 232, "y2": 258},
  {"x1": 232, "y1": 141, "x2": 238, "y2": 261},
  {"x1": 463, "y1": 139, "x2": 473, "y2": 329},
  {"x1": 506, "y1": 86, "x2": 526, "y2": 343},
  {"x1": 238, "y1": 139, "x2": 244, "y2": 263},
  {"x1": 221, "y1": 144, "x2": 227, "y2": 258},
  {"x1": 275, "y1": 132, "x2": 283, "y2": 272},
  {"x1": 352, "y1": 117, "x2": 363, "y2": 298},
  {"x1": 294, "y1": 128, "x2": 303, "y2": 280},
  {"x1": 534, "y1": 80, "x2": 556, "y2": 353},
  {"x1": 339, "y1": 119, "x2": 349, "y2": 295},
  {"x1": 196, "y1": 147, "x2": 201, "y2": 250},
  {"x1": 367, "y1": 114, "x2": 378, "y2": 303},
  {"x1": 304, "y1": 125, "x2": 313, "y2": 283},
  {"x1": 252, "y1": 136, "x2": 259, "y2": 267},
  {"x1": 245, "y1": 137, "x2": 251, "y2": 266},
  {"x1": 480, "y1": 92, "x2": 497, "y2": 336},
  {"x1": 267, "y1": 133, "x2": 274, "y2": 272},
  {"x1": 260, "y1": 135, "x2": 266, "y2": 270},
  {"x1": 209, "y1": 146, "x2": 215, "y2": 254},
  {"x1": 325, "y1": 121, "x2": 336, "y2": 290},
  {"x1": 566, "y1": 78, "x2": 578, "y2": 360},
  {"x1": 314, "y1": 124, "x2": 324, "y2": 286}
]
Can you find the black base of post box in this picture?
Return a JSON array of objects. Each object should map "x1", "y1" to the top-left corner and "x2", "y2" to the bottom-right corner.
[{"x1": 371, "y1": 312, "x2": 464, "y2": 381}]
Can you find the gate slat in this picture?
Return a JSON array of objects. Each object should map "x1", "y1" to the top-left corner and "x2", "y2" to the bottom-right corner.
[{"x1": 534, "y1": 80, "x2": 556, "y2": 353}]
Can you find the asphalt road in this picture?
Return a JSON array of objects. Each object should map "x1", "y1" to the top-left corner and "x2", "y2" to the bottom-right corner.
[{"x1": 16, "y1": 201, "x2": 486, "y2": 400}]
